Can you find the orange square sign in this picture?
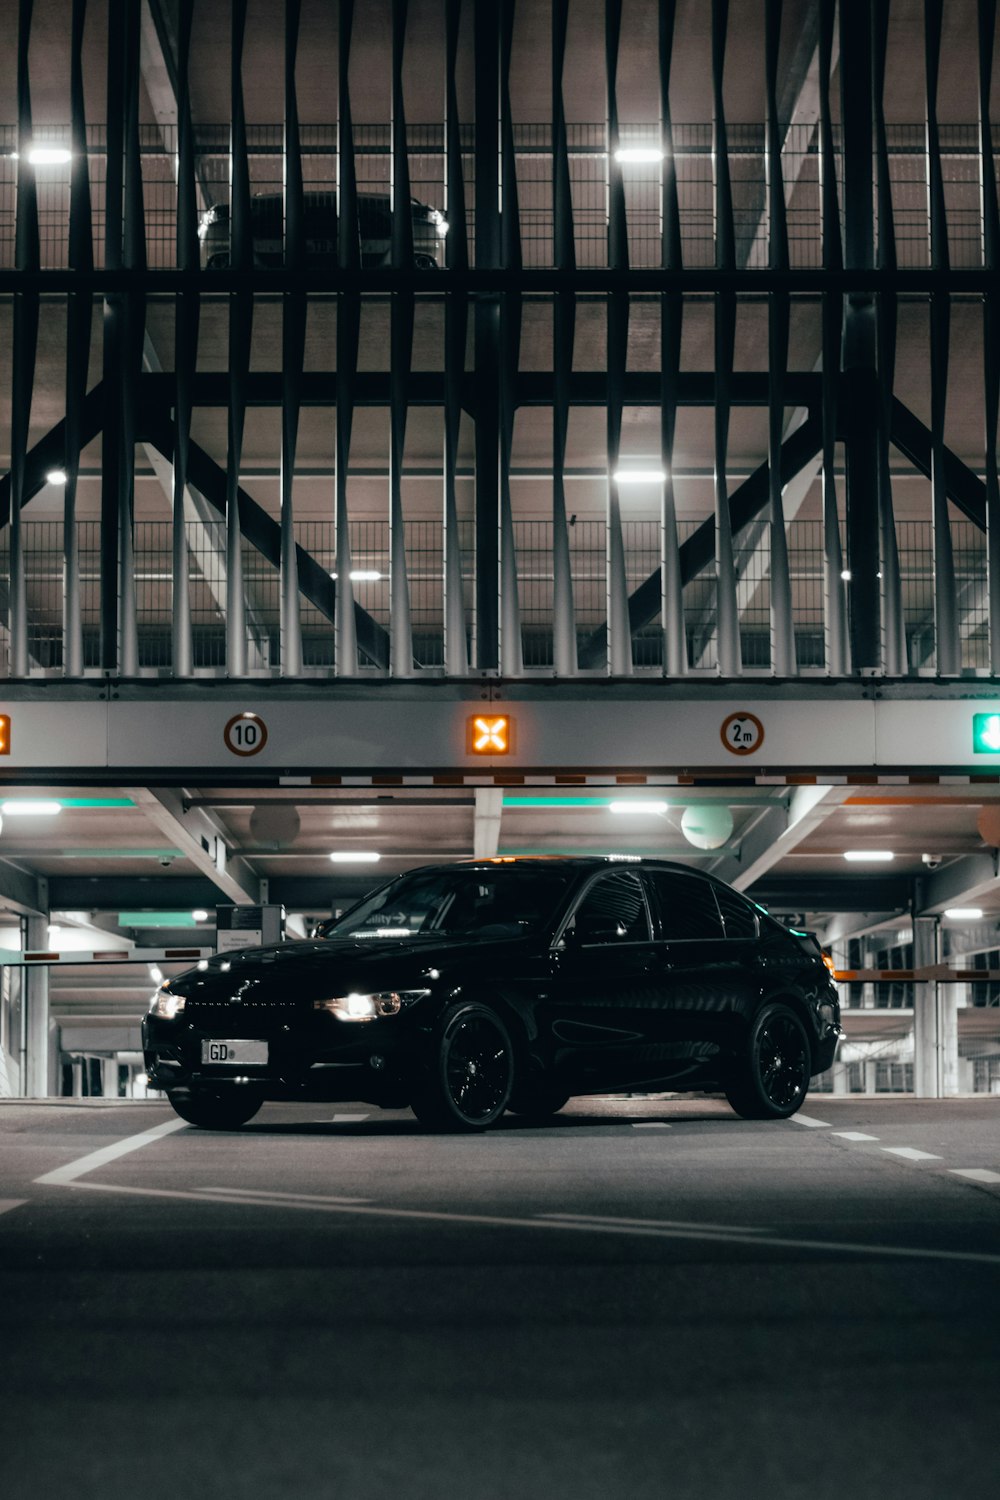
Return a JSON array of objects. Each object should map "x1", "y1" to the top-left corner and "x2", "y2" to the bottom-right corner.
[
  {"x1": 467, "y1": 714, "x2": 513, "y2": 755},
  {"x1": 0, "y1": 714, "x2": 9, "y2": 755}
]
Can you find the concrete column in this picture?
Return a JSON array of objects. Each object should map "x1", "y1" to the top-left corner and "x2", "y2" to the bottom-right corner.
[
  {"x1": 913, "y1": 914, "x2": 958, "y2": 1097},
  {"x1": 23, "y1": 911, "x2": 52, "y2": 1098}
]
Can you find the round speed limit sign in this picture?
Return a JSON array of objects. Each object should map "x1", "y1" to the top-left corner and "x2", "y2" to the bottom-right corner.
[
  {"x1": 224, "y1": 712, "x2": 269, "y2": 758},
  {"x1": 720, "y1": 712, "x2": 764, "y2": 757}
]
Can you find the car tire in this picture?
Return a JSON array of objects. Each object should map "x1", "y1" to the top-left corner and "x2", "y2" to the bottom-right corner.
[
  {"x1": 725, "y1": 1002, "x2": 811, "y2": 1120},
  {"x1": 506, "y1": 1080, "x2": 571, "y2": 1122},
  {"x1": 410, "y1": 1002, "x2": 514, "y2": 1132},
  {"x1": 167, "y1": 1089, "x2": 263, "y2": 1130}
]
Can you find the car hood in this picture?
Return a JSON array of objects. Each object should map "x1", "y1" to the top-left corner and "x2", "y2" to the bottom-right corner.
[{"x1": 167, "y1": 933, "x2": 541, "y2": 1002}]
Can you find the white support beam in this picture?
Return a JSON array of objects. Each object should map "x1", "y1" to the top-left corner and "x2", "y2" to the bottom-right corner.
[
  {"x1": 714, "y1": 785, "x2": 854, "y2": 892},
  {"x1": 124, "y1": 787, "x2": 261, "y2": 905},
  {"x1": 0, "y1": 858, "x2": 48, "y2": 918},
  {"x1": 915, "y1": 852, "x2": 1000, "y2": 916},
  {"x1": 473, "y1": 789, "x2": 503, "y2": 859},
  {"x1": 819, "y1": 910, "x2": 908, "y2": 950}
]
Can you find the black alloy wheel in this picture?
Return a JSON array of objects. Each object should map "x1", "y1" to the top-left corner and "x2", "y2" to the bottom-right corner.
[
  {"x1": 410, "y1": 1002, "x2": 514, "y2": 1132},
  {"x1": 725, "y1": 1002, "x2": 811, "y2": 1120},
  {"x1": 167, "y1": 1088, "x2": 263, "y2": 1130}
]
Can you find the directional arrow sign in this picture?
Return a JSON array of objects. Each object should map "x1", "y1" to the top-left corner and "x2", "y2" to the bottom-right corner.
[{"x1": 972, "y1": 713, "x2": 1000, "y2": 753}]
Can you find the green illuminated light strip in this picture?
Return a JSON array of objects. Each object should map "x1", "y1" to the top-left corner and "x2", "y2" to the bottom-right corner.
[
  {"x1": 58, "y1": 797, "x2": 137, "y2": 808},
  {"x1": 43, "y1": 849, "x2": 183, "y2": 860},
  {"x1": 118, "y1": 912, "x2": 209, "y2": 927}
]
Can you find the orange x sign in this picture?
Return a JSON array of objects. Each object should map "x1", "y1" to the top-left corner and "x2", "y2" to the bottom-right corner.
[{"x1": 467, "y1": 714, "x2": 512, "y2": 755}]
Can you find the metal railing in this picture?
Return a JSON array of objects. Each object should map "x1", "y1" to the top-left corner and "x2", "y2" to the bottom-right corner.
[
  {"x1": 1, "y1": 516, "x2": 992, "y2": 678},
  {"x1": 0, "y1": 121, "x2": 996, "y2": 273}
]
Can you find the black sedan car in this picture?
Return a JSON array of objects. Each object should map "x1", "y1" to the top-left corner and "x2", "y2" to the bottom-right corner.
[{"x1": 143, "y1": 857, "x2": 842, "y2": 1132}]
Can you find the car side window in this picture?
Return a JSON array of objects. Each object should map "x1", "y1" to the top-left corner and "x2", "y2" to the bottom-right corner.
[
  {"x1": 713, "y1": 885, "x2": 759, "y2": 940},
  {"x1": 644, "y1": 871, "x2": 724, "y2": 941},
  {"x1": 567, "y1": 871, "x2": 651, "y2": 945}
]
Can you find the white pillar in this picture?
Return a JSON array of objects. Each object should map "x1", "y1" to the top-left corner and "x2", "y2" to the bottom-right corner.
[
  {"x1": 912, "y1": 915, "x2": 958, "y2": 1097},
  {"x1": 23, "y1": 912, "x2": 52, "y2": 1098}
]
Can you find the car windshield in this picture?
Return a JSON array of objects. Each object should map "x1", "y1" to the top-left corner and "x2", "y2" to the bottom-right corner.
[{"x1": 319, "y1": 865, "x2": 576, "y2": 941}]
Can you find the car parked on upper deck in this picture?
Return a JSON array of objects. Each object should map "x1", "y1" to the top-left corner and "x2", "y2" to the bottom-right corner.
[
  {"x1": 143, "y1": 857, "x2": 842, "y2": 1132},
  {"x1": 198, "y1": 189, "x2": 447, "y2": 270}
]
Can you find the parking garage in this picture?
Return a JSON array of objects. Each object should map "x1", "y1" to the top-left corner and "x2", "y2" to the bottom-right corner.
[{"x1": 2, "y1": 1, "x2": 1000, "y2": 1496}]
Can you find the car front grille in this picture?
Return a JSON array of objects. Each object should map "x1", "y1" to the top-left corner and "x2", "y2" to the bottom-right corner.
[{"x1": 185, "y1": 998, "x2": 307, "y2": 1036}]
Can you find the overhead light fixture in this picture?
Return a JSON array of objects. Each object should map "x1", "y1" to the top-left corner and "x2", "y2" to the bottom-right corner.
[
  {"x1": 840, "y1": 569, "x2": 852, "y2": 581},
  {"x1": 149, "y1": 964, "x2": 164, "y2": 984},
  {"x1": 943, "y1": 907, "x2": 983, "y2": 920},
  {"x1": 843, "y1": 850, "x2": 895, "y2": 862},
  {"x1": 330, "y1": 851, "x2": 381, "y2": 863},
  {"x1": 45, "y1": 469, "x2": 68, "y2": 486},
  {"x1": 608, "y1": 800, "x2": 669, "y2": 816},
  {"x1": 27, "y1": 146, "x2": 72, "y2": 166},
  {"x1": 191, "y1": 909, "x2": 209, "y2": 922},
  {"x1": 612, "y1": 468, "x2": 666, "y2": 485},
  {"x1": 0, "y1": 799, "x2": 62, "y2": 816},
  {"x1": 615, "y1": 145, "x2": 665, "y2": 164},
  {"x1": 330, "y1": 570, "x2": 383, "y2": 581}
]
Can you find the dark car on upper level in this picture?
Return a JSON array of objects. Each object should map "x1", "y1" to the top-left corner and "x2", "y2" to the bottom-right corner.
[
  {"x1": 199, "y1": 189, "x2": 447, "y2": 270},
  {"x1": 143, "y1": 857, "x2": 842, "y2": 1133}
]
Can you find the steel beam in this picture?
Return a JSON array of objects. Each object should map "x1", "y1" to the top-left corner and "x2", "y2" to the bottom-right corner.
[
  {"x1": 713, "y1": 786, "x2": 854, "y2": 892},
  {"x1": 125, "y1": 788, "x2": 261, "y2": 906}
]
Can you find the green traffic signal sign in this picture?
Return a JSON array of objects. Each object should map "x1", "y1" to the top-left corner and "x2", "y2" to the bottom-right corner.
[{"x1": 972, "y1": 713, "x2": 1000, "y2": 753}]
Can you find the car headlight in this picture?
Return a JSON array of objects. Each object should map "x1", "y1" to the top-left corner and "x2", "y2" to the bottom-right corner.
[
  {"x1": 148, "y1": 987, "x2": 186, "y2": 1020},
  {"x1": 313, "y1": 989, "x2": 429, "y2": 1022}
]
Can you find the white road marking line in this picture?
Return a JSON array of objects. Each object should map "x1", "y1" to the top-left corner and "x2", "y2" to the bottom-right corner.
[
  {"x1": 543, "y1": 1212, "x2": 767, "y2": 1234},
  {"x1": 833, "y1": 1131, "x2": 880, "y2": 1142},
  {"x1": 33, "y1": 1116, "x2": 187, "y2": 1187},
  {"x1": 329, "y1": 1113, "x2": 370, "y2": 1123},
  {"x1": 788, "y1": 1113, "x2": 832, "y2": 1128},
  {"x1": 201, "y1": 1186, "x2": 370, "y2": 1205},
  {"x1": 949, "y1": 1169, "x2": 1000, "y2": 1184},
  {"x1": 0, "y1": 1199, "x2": 27, "y2": 1217},
  {"x1": 881, "y1": 1146, "x2": 942, "y2": 1162},
  {"x1": 631, "y1": 1122, "x2": 671, "y2": 1129},
  {"x1": 57, "y1": 1178, "x2": 1000, "y2": 1266}
]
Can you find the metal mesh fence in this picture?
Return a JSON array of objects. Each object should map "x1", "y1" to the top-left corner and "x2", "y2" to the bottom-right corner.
[
  {"x1": 0, "y1": 516, "x2": 990, "y2": 677},
  {"x1": 0, "y1": 122, "x2": 995, "y2": 272}
]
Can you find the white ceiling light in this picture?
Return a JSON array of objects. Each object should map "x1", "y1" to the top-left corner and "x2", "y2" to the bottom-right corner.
[
  {"x1": 615, "y1": 145, "x2": 665, "y2": 164},
  {"x1": 191, "y1": 909, "x2": 209, "y2": 921},
  {"x1": 330, "y1": 851, "x2": 381, "y2": 863},
  {"x1": 1, "y1": 799, "x2": 62, "y2": 816},
  {"x1": 608, "y1": 800, "x2": 669, "y2": 816},
  {"x1": 943, "y1": 907, "x2": 984, "y2": 920},
  {"x1": 27, "y1": 146, "x2": 72, "y2": 166},
  {"x1": 46, "y1": 468, "x2": 68, "y2": 485},
  {"x1": 612, "y1": 468, "x2": 666, "y2": 485},
  {"x1": 840, "y1": 569, "x2": 852, "y2": 581},
  {"x1": 843, "y1": 850, "x2": 895, "y2": 862},
  {"x1": 330, "y1": 570, "x2": 383, "y2": 581}
]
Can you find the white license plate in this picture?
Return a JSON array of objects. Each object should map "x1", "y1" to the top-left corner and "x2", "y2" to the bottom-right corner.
[{"x1": 201, "y1": 1039, "x2": 268, "y2": 1066}]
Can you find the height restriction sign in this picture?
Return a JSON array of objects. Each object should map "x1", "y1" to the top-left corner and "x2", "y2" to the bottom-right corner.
[{"x1": 720, "y1": 712, "x2": 765, "y2": 756}]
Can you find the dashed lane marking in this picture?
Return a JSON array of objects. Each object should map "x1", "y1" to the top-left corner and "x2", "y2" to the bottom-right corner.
[
  {"x1": 329, "y1": 1113, "x2": 370, "y2": 1123},
  {"x1": 631, "y1": 1122, "x2": 671, "y2": 1129},
  {"x1": 542, "y1": 1212, "x2": 767, "y2": 1234},
  {"x1": 51, "y1": 1179, "x2": 1000, "y2": 1266},
  {"x1": 788, "y1": 1114, "x2": 831, "y2": 1128},
  {"x1": 881, "y1": 1146, "x2": 943, "y2": 1162},
  {"x1": 949, "y1": 1169, "x2": 1000, "y2": 1184},
  {"x1": 833, "y1": 1131, "x2": 880, "y2": 1142},
  {"x1": 201, "y1": 1186, "x2": 371, "y2": 1205},
  {"x1": 0, "y1": 1199, "x2": 27, "y2": 1217},
  {"x1": 33, "y1": 1116, "x2": 187, "y2": 1187}
]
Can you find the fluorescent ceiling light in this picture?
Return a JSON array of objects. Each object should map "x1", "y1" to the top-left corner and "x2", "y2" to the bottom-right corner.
[
  {"x1": 46, "y1": 468, "x2": 68, "y2": 485},
  {"x1": 840, "y1": 569, "x2": 852, "y2": 581},
  {"x1": 608, "y1": 800, "x2": 669, "y2": 816},
  {"x1": 1, "y1": 799, "x2": 62, "y2": 817},
  {"x1": 843, "y1": 850, "x2": 894, "y2": 862},
  {"x1": 330, "y1": 570, "x2": 383, "y2": 581},
  {"x1": 27, "y1": 146, "x2": 72, "y2": 166},
  {"x1": 191, "y1": 909, "x2": 209, "y2": 921},
  {"x1": 330, "y1": 851, "x2": 381, "y2": 863},
  {"x1": 943, "y1": 907, "x2": 983, "y2": 920},
  {"x1": 615, "y1": 146, "x2": 665, "y2": 164},
  {"x1": 612, "y1": 468, "x2": 666, "y2": 485}
]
